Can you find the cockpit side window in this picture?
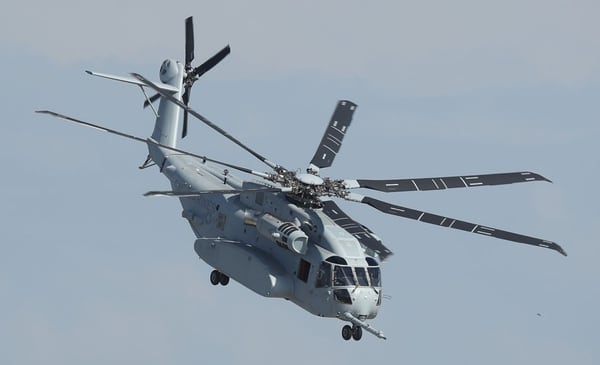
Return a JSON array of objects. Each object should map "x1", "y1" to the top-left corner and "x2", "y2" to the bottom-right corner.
[
  {"x1": 315, "y1": 262, "x2": 332, "y2": 288},
  {"x1": 368, "y1": 267, "x2": 381, "y2": 287},
  {"x1": 333, "y1": 266, "x2": 356, "y2": 287}
]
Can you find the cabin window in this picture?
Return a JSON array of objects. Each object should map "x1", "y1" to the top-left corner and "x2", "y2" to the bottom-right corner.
[
  {"x1": 315, "y1": 262, "x2": 332, "y2": 288},
  {"x1": 297, "y1": 259, "x2": 311, "y2": 283},
  {"x1": 216, "y1": 213, "x2": 226, "y2": 231}
]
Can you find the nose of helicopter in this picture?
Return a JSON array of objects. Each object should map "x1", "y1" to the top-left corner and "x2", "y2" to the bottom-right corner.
[{"x1": 347, "y1": 287, "x2": 380, "y2": 319}]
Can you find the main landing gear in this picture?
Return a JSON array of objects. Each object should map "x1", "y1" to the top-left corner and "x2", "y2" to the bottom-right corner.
[
  {"x1": 210, "y1": 270, "x2": 229, "y2": 286},
  {"x1": 341, "y1": 324, "x2": 363, "y2": 341}
]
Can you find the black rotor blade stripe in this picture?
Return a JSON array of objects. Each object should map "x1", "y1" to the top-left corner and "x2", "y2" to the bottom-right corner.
[
  {"x1": 309, "y1": 100, "x2": 356, "y2": 169},
  {"x1": 358, "y1": 195, "x2": 567, "y2": 256},
  {"x1": 356, "y1": 171, "x2": 551, "y2": 193},
  {"x1": 321, "y1": 200, "x2": 393, "y2": 260}
]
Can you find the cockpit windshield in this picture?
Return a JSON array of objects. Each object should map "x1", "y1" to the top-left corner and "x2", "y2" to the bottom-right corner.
[
  {"x1": 316, "y1": 260, "x2": 382, "y2": 288},
  {"x1": 355, "y1": 267, "x2": 369, "y2": 286},
  {"x1": 333, "y1": 266, "x2": 355, "y2": 287}
]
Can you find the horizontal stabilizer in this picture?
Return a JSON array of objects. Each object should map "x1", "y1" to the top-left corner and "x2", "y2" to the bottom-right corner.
[{"x1": 86, "y1": 70, "x2": 179, "y2": 93}]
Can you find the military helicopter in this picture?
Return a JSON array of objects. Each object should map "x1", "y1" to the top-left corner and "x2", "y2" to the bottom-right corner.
[{"x1": 37, "y1": 17, "x2": 566, "y2": 342}]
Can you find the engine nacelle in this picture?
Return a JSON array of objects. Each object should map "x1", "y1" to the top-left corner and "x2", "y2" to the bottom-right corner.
[{"x1": 256, "y1": 214, "x2": 308, "y2": 255}]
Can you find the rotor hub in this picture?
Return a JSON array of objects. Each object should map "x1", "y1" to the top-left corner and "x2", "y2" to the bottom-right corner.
[{"x1": 297, "y1": 173, "x2": 324, "y2": 186}]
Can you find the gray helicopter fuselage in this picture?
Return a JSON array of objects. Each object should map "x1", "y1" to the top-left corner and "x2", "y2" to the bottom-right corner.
[
  {"x1": 38, "y1": 17, "x2": 565, "y2": 341},
  {"x1": 143, "y1": 58, "x2": 382, "y2": 321},
  {"x1": 149, "y1": 144, "x2": 382, "y2": 320}
]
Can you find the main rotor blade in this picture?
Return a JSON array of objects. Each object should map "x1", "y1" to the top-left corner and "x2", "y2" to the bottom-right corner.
[
  {"x1": 185, "y1": 16, "x2": 194, "y2": 67},
  {"x1": 143, "y1": 93, "x2": 161, "y2": 108},
  {"x1": 309, "y1": 100, "x2": 357, "y2": 170},
  {"x1": 344, "y1": 171, "x2": 552, "y2": 192},
  {"x1": 35, "y1": 110, "x2": 271, "y2": 180},
  {"x1": 193, "y1": 45, "x2": 231, "y2": 78},
  {"x1": 321, "y1": 200, "x2": 393, "y2": 261},
  {"x1": 346, "y1": 193, "x2": 567, "y2": 256},
  {"x1": 131, "y1": 73, "x2": 280, "y2": 171},
  {"x1": 144, "y1": 187, "x2": 284, "y2": 197}
]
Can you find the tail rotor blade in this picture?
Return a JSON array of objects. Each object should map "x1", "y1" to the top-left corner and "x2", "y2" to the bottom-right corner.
[
  {"x1": 143, "y1": 93, "x2": 161, "y2": 108},
  {"x1": 182, "y1": 111, "x2": 189, "y2": 138},
  {"x1": 182, "y1": 87, "x2": 191, "y2": 138},
  {"x1": 194, "y1": 45, "x2": 231, "y2": 78},
  {"x1": 185, "y1": 16, "x2": 195, "y2": 67}
]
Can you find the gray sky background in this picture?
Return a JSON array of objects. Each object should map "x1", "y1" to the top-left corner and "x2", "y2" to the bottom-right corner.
[{"x1": 2, "y1": 1, "x2": 599, "y2": 364}]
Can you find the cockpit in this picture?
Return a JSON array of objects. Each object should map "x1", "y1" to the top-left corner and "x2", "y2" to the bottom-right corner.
[{"x1": 315, "y1": 256, "x2": 381, "y2": 288}]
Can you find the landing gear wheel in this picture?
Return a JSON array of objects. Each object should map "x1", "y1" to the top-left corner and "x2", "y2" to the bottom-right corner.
[
  {"x1": 342, "y1": 325, "x2": 352, "y2": 341},
  {"x1": 219, "y1": 273, "x2": 230, "y2": 286},
  {"x1": 352, "y1": 325, "x2": 363, "y2": 341},
  {"x1": 210, "y1": 270, "x2": 220, "y2": 286}
]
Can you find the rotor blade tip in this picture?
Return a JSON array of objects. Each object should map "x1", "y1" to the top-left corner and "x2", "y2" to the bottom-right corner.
[{"x1": 529, "y1": 171, "x2": 553, "y2": 183}]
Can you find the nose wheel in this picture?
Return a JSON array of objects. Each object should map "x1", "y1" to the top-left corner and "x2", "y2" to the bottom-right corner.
[
  {"x1": 341, "y1": 324, "x2": 363, "y2": 341},
  {"x1": 210, "y1": 270, "x2": 230, "y2": 286}
]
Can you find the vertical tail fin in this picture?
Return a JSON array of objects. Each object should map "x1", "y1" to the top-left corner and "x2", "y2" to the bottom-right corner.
[
  {"x1": 86, "y1": 64, "x2": 184, "y2": 149},
  {"x1": 150, "y1": 59, "x2": 185, "y2": 148}
]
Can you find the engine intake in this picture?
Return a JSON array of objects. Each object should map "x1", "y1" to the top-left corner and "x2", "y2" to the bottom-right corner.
[{"x1": 256, "y1": 214, "x2": 308, "y2": 255}]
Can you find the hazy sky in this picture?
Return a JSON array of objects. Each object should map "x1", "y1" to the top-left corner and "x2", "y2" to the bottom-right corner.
[{"x1": 2, "y1": 1, "x2": 599, "y2": 364}]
